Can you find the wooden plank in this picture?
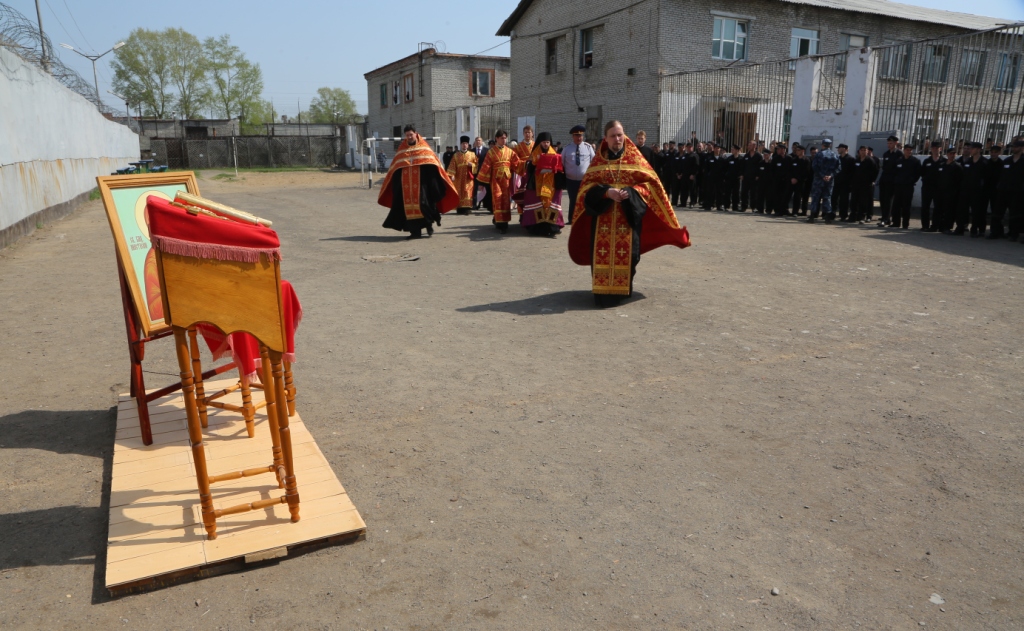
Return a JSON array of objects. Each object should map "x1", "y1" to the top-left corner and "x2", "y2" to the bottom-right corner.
[{"x1": 106, "y1": 387, "x2": 365, "y2": 593}]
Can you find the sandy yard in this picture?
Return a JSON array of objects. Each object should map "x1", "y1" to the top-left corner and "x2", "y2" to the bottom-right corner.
[{"x1": 1, "y1": 168, "x2": 1023, "y2": 630}]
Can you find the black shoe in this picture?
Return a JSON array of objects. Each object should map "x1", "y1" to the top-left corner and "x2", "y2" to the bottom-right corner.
[
  {"x1": 925, "y1": 227, "x2": 939, "y2": 232},
  {"x1": 825, "y1": 215, "x2": 834, "y2": 224},
  {"x1": 953, "y1": 229, "x2": 965, "y2": 236},
  {"x1": 806, "y1": 217, "x2": 816, "y2": 223},
  {"x1": 406, "y1": 232, "x2": 423, "y2": 240}
]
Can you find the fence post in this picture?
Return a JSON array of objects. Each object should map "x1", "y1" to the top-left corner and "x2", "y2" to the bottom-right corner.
[
  {"x1": 269, "y1": 136, "x2": 275, "y2": 168},
  {"x1": 308, "y1": 136, "x2": 313, "y2": 166}
]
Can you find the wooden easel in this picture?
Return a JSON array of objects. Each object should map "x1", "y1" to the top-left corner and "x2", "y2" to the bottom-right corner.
[{"x1": 117, "y1": 253, "x2": 239, "y2": 446}]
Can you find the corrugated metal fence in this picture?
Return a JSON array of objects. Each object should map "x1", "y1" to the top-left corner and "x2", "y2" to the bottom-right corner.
[{"x1": 149, "y1": 136, "x2": 343, "y2": 169}]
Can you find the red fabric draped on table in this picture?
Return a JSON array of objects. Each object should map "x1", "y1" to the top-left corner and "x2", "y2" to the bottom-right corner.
[{"x1": 146, "y1": 195, "x2": 302, "y2": 379}]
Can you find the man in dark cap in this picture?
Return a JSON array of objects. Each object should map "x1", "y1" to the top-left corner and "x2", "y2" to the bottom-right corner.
[
  {"x1": 959, "y1": 141, "x2": 988, "y2": 237},
  {"x1": 562, "y1": 124, "x2": 595, "y2": 225},
  {"x1": 935, "y1": 147, "x2": 963, "y2": 233},
  {"x1": 848, "y1": 146, "x2": 879, "y2": 223},
  {"x1": 442, "y1": 145, "x2": 455, "y2": 170},
  {"x1": 722, "y1": 144, "x2": 743, "y2": 212},
  {"x1": 878, "y1": 135, "x2": 903, "y2": 227},
  {"x1": 767, "y1": 143, "x2": 793, "y2": 216},
  {"x1": 892, "y1": 144, "x2": 921, "y2": 229},
  {"x1": 831, "y1": 143, "x2": 856, "y2": 221},
  {"x1": 741, "y1": 141, "x2": 762, "y2": 212},
  {"x1": 788, "y1": 144, "x2": 810, "y2": 216},
  {"x1": 989, "y1": 139, "x2": 1024, "y2": 240},
  {"x1": 983, "y1": 144, "x2": 1004, "y2": 234},
  {"x1": 919, "y1": 141, "x2": 944, "y2": 231}
]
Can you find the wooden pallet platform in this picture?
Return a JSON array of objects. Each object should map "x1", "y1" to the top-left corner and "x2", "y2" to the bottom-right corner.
[{"x1": 105, "y1": 379, "x2": 365, "y2": 595}]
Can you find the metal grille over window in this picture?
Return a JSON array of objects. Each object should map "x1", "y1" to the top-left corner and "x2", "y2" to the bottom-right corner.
[{"x1": 579, "y1": 28, "x2": 594, "y2": 68}]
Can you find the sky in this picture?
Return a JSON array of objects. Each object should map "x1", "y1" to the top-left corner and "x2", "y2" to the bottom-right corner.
[{"x1": 7, "y1": 0, "x2": 1024, "y2": 117}]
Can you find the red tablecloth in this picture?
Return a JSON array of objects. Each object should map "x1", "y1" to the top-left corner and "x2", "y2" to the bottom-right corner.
[{"x1": 147, "y1": 195, "x2": 301, "y2": 379}]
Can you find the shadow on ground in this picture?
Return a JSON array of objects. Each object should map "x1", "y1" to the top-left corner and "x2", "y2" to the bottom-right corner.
[
  {"x1": 0, "y1": 408, "x2": 116, "y2": 603},
  {"x1": 458, "y1": 290, "x2": 646, "y2": 315}
]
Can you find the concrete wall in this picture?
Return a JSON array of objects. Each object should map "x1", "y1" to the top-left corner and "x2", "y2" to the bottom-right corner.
[{"x1": 1, "y1": 46, "x2": 139, "y2": 248}]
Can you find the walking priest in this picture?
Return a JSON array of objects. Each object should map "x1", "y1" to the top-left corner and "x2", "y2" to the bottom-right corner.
[
  {"x1": 476, "y1": 130, "x2": 521, "y2": 233},
  {"x1": 569, "y1": 121, "x2": 691, "y2": 307},
  {"x1": 517, "y1": 131, "x2": 566, "y2": 237},
  {"x1": 447, "y1": 135, "x2": 478, "y2": 215},
  {"x1": 378, "y1": 125, "x2": 459, "y2": 239}
]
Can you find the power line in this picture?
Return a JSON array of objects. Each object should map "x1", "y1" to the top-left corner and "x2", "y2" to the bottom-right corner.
[
  {"x1": 42, "y1": 0, "x2": 81, "y2": 50},
  {"x1": 61, "y1": 0, "x2": 93, "y2": 51}
]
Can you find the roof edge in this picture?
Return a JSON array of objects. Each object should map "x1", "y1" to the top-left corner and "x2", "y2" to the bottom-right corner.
[
  {"x1": 364, "y1": 49, "x2": 510, "y2": 80},
  {"x1": 497, "y1": 0, "x2": 534, "y2": 36}
]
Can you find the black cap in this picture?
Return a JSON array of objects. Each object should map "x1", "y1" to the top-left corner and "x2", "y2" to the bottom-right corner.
[
  {"x1": 887, "y1": 135, "x2": 899, "y2": 142},
  {"x1": 570, "y1": 124, "x2": 586, "y2": 134},
  {"x1": 1013, "y1": 139, "x2": 1024, "y2": 147},
  {"x1": 459, "y1": 135, "x2": 470, "y2": 144},
  {"x1": 930, "y1": 140, "x2": 943, "y2": 148},
  {"x1": 945, "y1": 146, "x2": 958, "y2": 153},
  {"x1": 537, "y1": 131, "x2": 552, "y2": 143},
  {"x1": 990, "y1": 145, "x2": 1003, "y2": 152},
  {"x1": 969, "y1": 141, "x2": 984, "y2": 149},
  {"x1": 837, "y1": 143, "x2": 848, "y2": 149}
]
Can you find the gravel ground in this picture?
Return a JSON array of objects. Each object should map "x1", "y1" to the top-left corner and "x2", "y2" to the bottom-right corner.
[{"x1": 1, "y1": 169, "x2": 1023, "y2": 630}]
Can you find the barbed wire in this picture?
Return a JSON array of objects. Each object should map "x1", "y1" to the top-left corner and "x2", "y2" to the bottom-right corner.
[{"x1": 0, "y1": 2, "x2": 116, "y2": 115}]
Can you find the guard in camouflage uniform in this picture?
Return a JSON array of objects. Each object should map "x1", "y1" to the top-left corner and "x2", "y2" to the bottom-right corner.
[{"x1": 807, "y1": 139, "x2": 842, "y2": 223}]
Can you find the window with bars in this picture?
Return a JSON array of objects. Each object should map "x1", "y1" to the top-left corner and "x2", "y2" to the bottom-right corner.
[
  {"x1": 712, "y1": 17, "x2": 747, "y2": 61},
  {"x1": 546, "y1": 38, "x2": 558, "y2": 75},
  {"x1": 836, "y1": 34, "x2": 868, "y2": 73},
  {"x1": 958, "y1": 50, "x2": 987, "y2": 87},
  {"x1": 922, "y1": 46, "x2": 950, "y2": 84},
  {"x1": 783, "y1": 109, "x2": 792, "y2": 142},
  {"x1": 996, "y1": 53, "x2": 1020, "y2": 91},
  {"x1": 789, "y1": 28, "x2": 818, "y2": 70},
  {"x1": 985, "y1": 123, "x2": 1008, "y2": 144},
  {"x1": 913, "y1": 118, "x2": 936, "y2": 145},
  {"x1": 579, "y1": 28, "x2": 594, "y2": 68},
  {"x1": 949, "y1": 120, "x2": 975, "y2": 141},
  {"x1": 380, "y1": 83, "x2": 387, "y2": 108},
  {"x1": 879, "y1": 44, "x2": 911, "y2": 80},
  {"x1": 470, "y1": 69, "x2": 494, "y2": 97}
]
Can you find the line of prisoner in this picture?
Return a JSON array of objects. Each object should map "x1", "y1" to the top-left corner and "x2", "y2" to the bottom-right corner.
[{"x1": 632, "y1": 132, "x2": 1024, "y2": 240}]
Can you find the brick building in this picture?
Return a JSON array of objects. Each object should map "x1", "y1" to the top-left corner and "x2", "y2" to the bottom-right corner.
[
  {"x1": 496, "y1": 0, "x2": 1010, "y2": 143},
  {"x1": 364, "y1": 48, "x2": 510, "y2": 141}
]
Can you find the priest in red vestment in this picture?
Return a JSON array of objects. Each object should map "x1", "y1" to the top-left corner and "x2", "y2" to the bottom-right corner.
[
  {"x1": 568, "y1": 121, "x2": 691, "y2": 307},
  {"x1": 476, "y1": 129, "x2": 520, "y2": 234},
  {"x1": 378, "y1": 125, "x2": 459, "y2": 239}
]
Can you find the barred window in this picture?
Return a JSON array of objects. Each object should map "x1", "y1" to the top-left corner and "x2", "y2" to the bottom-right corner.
[
  {"x1": 836, "y1": 34, "x2": 867, "y2": 73},
  {"x1": 878, "y1": 44, "x2": 911, "y2": 81},
  {"x1": 958, "y1": 50, "x2": 986, "y2": 87},
  {"x1": 996, "y1": 53, "x2": 1020, "y2": 91},
  {"x1": 922, "y1": 46, "x2": 950, "y2": 84}
]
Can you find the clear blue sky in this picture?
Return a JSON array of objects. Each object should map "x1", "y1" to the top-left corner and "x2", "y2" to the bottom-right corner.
[{"x1": 7, "y1": 0, "x2": 1024, "y2": 116}]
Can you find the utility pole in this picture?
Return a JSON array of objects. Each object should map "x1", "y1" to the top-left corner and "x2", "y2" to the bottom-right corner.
[
  {"x1": 34, "y1": 0, "x2": 50, "y2": 73},
  {"x1": 61, "y1": 42, "x2": 125, "y2": 109}
]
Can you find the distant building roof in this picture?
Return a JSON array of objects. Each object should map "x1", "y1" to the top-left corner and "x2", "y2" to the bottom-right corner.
[
  {"x1": 496, "y1": 0, "x2": 1011, "y2": 36},
  {"x1": 363, "y1": 48, "x2": 509, "y2": 79}
]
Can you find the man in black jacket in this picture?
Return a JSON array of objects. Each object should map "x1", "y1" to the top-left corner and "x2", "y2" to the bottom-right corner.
[
  {"x1": 936, "y1": 147, "x2": 963, "y2": 233},
  {"x1": 989, "y1": 139, "x2": 1024, "y2": 240},
  {"x1": 878, "y1": 135, "x2": 903, "y2": 227},
  {"x1": 892, "y1": 145, "x2": 921, "y2": 229},
  {"x1": 959, "y1": 142, "x2": 988, "y2": 237},
  {"x1": 636, "y1": 130, "x2": 659, "y2": 171},
  {"x1": 983, "y1": 145, "x2": 1003, "y2": 234},
  {"x1": 673, "y1": 143, "x2": 700, "y2": 207},
  {"x1": 754, "y1": 148, "x2": 771, "y2": 213},
  {"x1": 768, "y1": 144, "x2": 792, "y2": 216},
  {"x1": 721, "y1": 144, "x2": 744, "y2": 211},
  {"x1": 919, "y1": 141, "x2": 944, "y2": 231},
  {"x1": 740, "y1": 141, "x2": 762, "y2": 212},
  {"x1": 788, "y1": 145, "x2": 810, "y2": 216},
  {"x1": 831, "y1": 144, "x2": 856, "y2": 221},
  {"x1": 702, "y1": 145, "x2": 722, "y2": 210},
  {"x1": 848, "y1": 146, "x2": 879, "y2": 223}
]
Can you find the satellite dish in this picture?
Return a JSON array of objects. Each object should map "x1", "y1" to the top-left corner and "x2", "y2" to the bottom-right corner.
[{"x1": 434, "y1": 40, "x2": 446, "y2": 53}]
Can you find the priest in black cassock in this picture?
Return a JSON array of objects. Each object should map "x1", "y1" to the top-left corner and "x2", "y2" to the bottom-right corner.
[{"x1": 377, "y1": 125, "x2": 459, "y2": 239}]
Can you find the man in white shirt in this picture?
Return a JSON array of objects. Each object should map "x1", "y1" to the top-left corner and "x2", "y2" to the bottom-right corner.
[{"x1": 561, "y1": 124, "x2": 596, "y2": 224}]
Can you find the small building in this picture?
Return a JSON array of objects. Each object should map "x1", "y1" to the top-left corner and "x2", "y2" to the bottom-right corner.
[
  {"x1": 364, "y1": 47, "x2": 510, "y2": 143},
  {"x1": 496, "y1": 0, "x2": 1011, "y2": 143}
]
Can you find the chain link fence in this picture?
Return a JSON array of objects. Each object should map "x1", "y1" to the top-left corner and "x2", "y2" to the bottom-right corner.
[
  {"x1": 150, "y1": 136, "x2": 342, "y2": 169},
  {"x1": 870, "y1": 23, "x2": 1024, "y2": 152}
]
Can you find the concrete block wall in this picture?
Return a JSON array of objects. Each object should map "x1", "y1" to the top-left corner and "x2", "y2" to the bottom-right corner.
[
  {"x1": 508, "y1": 0, "x2": 661, "y2": 146},
  {"x1": 0, "y1": 46, "x2": 139, "y2": 249}
]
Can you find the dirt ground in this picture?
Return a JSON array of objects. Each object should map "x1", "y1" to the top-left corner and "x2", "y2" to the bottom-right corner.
[{"x1": 1, "y1": 169, "x2": 1023, "y2": 630}]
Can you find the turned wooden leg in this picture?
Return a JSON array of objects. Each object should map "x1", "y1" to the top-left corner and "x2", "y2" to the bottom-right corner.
[
  {"x1": 239, "y1": 368, "x2": 255, "y2": 438},
  {"x1": 174, "y1": 327, "x2": 217, "y2": 540},
  {"x1": 260, "y1": 345, "x2": 285, "y2": 488},
  {"x1": 284, "y1": 361, "x2": 296, "y2": 417},
  {"x1": 187, "y1": 328, "x2": 209, "y2": 428},
  {"x1": 271, "y1": 352, "x2": 300, "y2": 522}
]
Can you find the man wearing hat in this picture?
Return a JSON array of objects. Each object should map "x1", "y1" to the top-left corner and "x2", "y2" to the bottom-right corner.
[
  {"x1": 562, "y1": 125, "x2": 596, "y2": 225},
  {"x1": 878, "y1": 135, "x2": 903, "y2": 227},
  {"x1": 892, "y1": 144, "x2": 922, "y2": 229},
  {"x1": 831, "y1": 144, "x2": 856, "y2": 221},
  {"x1": 989, "y1": 139, "x2": 1024, "y2": 240},
  {"x1": 446, "y1": 135, "x2": 478, "y2": 215},
  {"x1": 983, "y1": 144, "x2": 1004, "y2": 234},
  {"x1": 518, "y1": 131, "x2": 566, "y2": 236},
  {"x1": 848, "y1": 146, "x2": 879, "y2": 223},
  {"x1": 788, "y1": 144, "x2": 810, "y2": 216},
  {"x1": 959, "y1": 141, "x2": 988, "y2": 237},
  {"x1": 935, "y1": 147, "x2": 963, "y2": 233},
  {"x1": 919, "y1": 141, "x2": 945, "y2": 231},
  {"x1": 807, "y1": 138, "x2": 841, "y2": 223}
]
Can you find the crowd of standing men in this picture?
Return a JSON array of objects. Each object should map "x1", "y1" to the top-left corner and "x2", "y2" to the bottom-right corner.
[{"x1": 634, "y1": 132, "x2": 1024, "y2": 241}]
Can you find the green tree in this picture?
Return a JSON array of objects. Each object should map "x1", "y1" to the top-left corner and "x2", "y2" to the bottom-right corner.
[
  {"x1": 239, "y1": 99, "x2": 275, "y2": 135},
  {"x1": 204, "y1": 34, "x2": 264, "y2": 121},
  {"x1": 166, "y1": 28, "x2": 209, "y2": 119},
  {"x1": 110, "y1": 28, "x2": 174, "y2": 118},
  {"x1": 307, "y1": 87, "x2": 358, "y2": 124}
]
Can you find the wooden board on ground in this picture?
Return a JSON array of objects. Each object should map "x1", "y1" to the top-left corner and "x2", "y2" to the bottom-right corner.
[{"x1": 105, "y1": 379, "x2": 365, "y2": 595}]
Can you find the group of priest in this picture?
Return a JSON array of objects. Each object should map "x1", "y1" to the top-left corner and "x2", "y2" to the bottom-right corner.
[{"x1": 376, "y1": 123, "x2": 690, "y2": 307}]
